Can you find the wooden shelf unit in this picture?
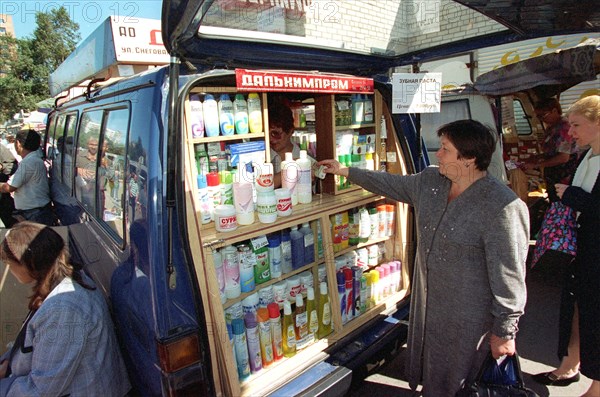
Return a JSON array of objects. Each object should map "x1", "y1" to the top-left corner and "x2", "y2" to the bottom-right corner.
[{"x1": 183, "y1": 87, "x2": 410, "y2": 397}]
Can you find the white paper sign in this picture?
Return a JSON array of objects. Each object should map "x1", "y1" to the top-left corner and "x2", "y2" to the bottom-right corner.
[{"x1": 392, "y1": 73, "x2": 442, "y2": 114}]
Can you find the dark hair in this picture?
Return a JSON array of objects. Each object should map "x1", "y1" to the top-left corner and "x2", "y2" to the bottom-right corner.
[
  {"x1": 1, "y1": 221, "x2": 93, "y2": 310},
  {"x1": 534, "y1": 97, "x2": 562, "y2": 114},
  {"x1": 268, "y1": 101, "x2": 294, "y2": 134},
  {"x1": 16, "y1": 129, "x2": 41, "y2": 151},
  {"x1": 437, "y1": 120, "x2": 496, "y2": 171}
]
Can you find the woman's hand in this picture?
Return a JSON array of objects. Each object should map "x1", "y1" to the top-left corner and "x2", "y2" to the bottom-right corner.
[
  {"x1": 555, "y1": 183, "x2": 569, "y2": 199},
  {"x1": 490, "y1": 334, "x2": 516, "y2": 359},
  {"x1": 316, "y1": 159, "x2": 349, "y2": 177},
  {"x1": 0, "y1": 359, "x2": 8, "y2": 378}
]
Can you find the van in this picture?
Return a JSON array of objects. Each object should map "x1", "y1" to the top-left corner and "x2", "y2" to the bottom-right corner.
[{"x1": 26, "y1": 1, "x2": 598, "y2": 396}]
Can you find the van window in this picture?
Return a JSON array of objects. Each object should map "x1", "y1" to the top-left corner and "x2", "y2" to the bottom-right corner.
[
  {"x1": 513, "y1": 99, "x2": 532, "y2": 135},
  {"x1": 62, "y1": 115, "x2": 77, "y2": 188},
  {"x1": 100, "y1": 109, "x2": 128, "y2": 239},
  {"x1": 420, "y1": 99, "x2": 470, "y2": 164},
  {"x1": 75, "y1": 106, "x2": 129, "y2": 241},
  {"x1": 76, "y1": 110, "x2": 103, "y2": 213}
]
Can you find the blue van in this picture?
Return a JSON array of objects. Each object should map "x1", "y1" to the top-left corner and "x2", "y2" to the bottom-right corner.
[{"x1": 39, "y1": 1, "x2": 597, "y2": 396}]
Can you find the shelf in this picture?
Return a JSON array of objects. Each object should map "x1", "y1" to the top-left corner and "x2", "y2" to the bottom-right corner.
[
  {"x1": 191, "y1": 132, "x2": 265, "y2": 144},
  {"x1": 335, "y1": 123, "x2": 376, "y2": 130},
  {"x1": 332, "y1": 235, "x2": 391, "y2": 258},
  {"x1": 200, "y1": 189, "x2": 383, "y2": 249}
]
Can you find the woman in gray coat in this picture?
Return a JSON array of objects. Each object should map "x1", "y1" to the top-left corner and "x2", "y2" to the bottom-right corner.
[{"x1": 318, "y1": 119, "x2": 529, "y2": 396}]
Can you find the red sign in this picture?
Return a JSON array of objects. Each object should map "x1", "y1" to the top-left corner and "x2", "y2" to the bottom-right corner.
[{"x1": 236, "y1": 69, "x2": 374, "y2": 94}]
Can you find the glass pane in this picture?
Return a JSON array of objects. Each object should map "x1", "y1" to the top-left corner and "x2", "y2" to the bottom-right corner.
[
  {"x1": 62, "y1": 115, "x2": 77, "y2": 187},
  {"x1": 75, "y1": 110, "x2": 103, "y2": 214},
  {"x1": 100, "y1": 108, "x2": 129, "y2": 239},
  {"x1": 513, "y1": 99, "x2": 532, "y2": 136}
]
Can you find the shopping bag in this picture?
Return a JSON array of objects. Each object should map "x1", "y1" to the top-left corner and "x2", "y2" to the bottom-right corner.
[
  {"x1": 530, "y1": 201, "x2": 577, "y2": 268},
  {"x1": 456, "y1": 352, "x2": 539, "y2": 397}
]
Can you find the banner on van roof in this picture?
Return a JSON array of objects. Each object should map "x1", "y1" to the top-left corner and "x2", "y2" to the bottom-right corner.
[{"x1": 235, "y1": 69, "x2": 374, "y2": 94}]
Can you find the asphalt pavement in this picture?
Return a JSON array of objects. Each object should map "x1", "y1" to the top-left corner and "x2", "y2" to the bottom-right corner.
[{"x1": 346, "y1": 251, "x2": 593, "y2": 396}]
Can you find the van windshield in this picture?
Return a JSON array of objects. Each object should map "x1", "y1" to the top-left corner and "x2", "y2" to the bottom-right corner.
[{"x1": 196, "y1": 1, "x2": 508, "y2": 57}]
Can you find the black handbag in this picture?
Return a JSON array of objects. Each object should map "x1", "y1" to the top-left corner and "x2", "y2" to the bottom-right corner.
[{"x1": 456, "y1": 352, "x2": 539, "y2": 397}]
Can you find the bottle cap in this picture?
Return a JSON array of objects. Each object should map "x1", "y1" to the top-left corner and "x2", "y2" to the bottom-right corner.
[
  {"x1": 232, "y1": 318, "x2": 245, "y2": 335},
  {"x1": 302, "y1": 222, "x2": 309, "y2": 228},
  {"x1": 295, "y1": 293, "x2": 304, "y2": 307},
  {"x1": 307, "y1": 287, "x2": 315, "y2": 300},
  {"x1": 204, "y1": 94, "x2": 215, "y2": 101},
  {"x1": 220, "y1": 94, "x2": 230, "y2": 101},
  {"x1": 257, "y1": 308, "x2": 269, "y2": 322},
  {"x1": 299, "y1": 150, "x2": 307, "y2": 160},
  {"x1": 267, "y1": 233, "x2": 281, "y2": 246},
  {"x1": 235, "y1": 94, "x2": 245, "y2": 101},
  {"x1": 206, "y1": 172, "x2": 220, "y2": 187},
  {"x1": 284, "y1": 152, "x2": 294, "y2": 162},
  {"x1": 244, "y1": 312, "x2": 257, "y2": 328},
  {"x1": 320, "y1": 282, "x2": 328, "y2": 295},
  {"x1": 267, "y1": 302, "x2": 280, "y2": 319},
  {"x1": 283, "y1": 299, "x2": 292, "y2": 315},
  {"x1": 197, "y1": 174, "x2": 207, "y2": 189},
  {"x1": 248, "y1": 93, "x2": 259, "y2": 99}
]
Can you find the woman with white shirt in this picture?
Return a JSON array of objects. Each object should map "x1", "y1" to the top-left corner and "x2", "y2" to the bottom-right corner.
[{"x1": 532, "y1": 95, "x2": 600, "y2": 397}]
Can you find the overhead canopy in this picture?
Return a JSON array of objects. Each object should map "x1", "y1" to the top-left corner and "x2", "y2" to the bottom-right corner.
[
  {"x1": 161, "y1": 0, "x2": 600, "y2": 74},
  {"x1": 474, "y1": 38, "x2": 600, "y2": 97}
]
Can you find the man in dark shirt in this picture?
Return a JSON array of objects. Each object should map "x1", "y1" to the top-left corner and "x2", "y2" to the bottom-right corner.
[{"x1": 0, "y1": 143, "x2": 18, "y2": 227}]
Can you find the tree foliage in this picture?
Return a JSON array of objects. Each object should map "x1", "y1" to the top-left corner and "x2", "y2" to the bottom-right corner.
[{"x1": 0, "y1": 7, "x2": 80, "y2": 124}]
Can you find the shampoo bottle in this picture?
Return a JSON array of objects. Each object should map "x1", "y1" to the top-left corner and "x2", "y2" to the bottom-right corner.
[
  {"x1": 296, "y1": 150, "x2": 312, "y2": 204},
  {"x1": 306, "y1": 287, "x2": 318, "y2": 343},
  {"x1": 294, "y1": 294, "x2": 308, "y2": 344},
  {"x1": 290, "y1": 225, "x2": 305, "y2": 270},
  {"x1": 282, "y1": 300, "x2": 296, "y2": 358},
  {"x1": 247, "y1": 93, "x2": 263, "y2": 133},
  {"x1": 317, "y1": 282, "x2": 332, "y2": 338},
  {"x1": 299, "y1": 222, "x2": 315, "y2": 264},
  {"x1": 218, "y1": 94, "x2": 235, "y2": 136},
  {"x1": 203, "y1": 94, "x2": 220, "y2": 137},
  {"x1": 189, "y1": 94, "x2": 205, "y2": 138},
  {"x1": 281, "y1": 152, "x2": 298, "y2": 205},
  {"x1": 233, "y1": 94, "x2": 249, "y2": 135},
  {"x1": 267, "y1": 302, "x2": 284, "y2": 361}
]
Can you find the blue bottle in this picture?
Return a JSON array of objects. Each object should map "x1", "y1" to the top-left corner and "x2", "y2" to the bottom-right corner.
[
  {"x1": 290, "y1": 225, "x2": 305, "y2": 270},
  {"x1": 299, "y1": 222, "x2": 315, "y2": 265},
  {"x1": 280, "y1": 229, "x2": 293, "y2": 274}
]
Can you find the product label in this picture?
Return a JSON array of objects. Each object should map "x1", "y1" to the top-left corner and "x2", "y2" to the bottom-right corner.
[
  {"x1": 296, "y1": 312, "x2": 308, "y2": 337},
  {"x1": 304, "y1": 233, "x2": 314, "y2": 247},
  {"x1": 277, "y1": 197, "x2": 292, "y2": 212},
  {"x1": 257, "y1": 173, "x2": 274, "y2": 188},
  {"x1": 286, "y1": 325, "x2": 296, "y2": 346},
  {"x1": 257, "y1": 203, "x2": 277, "y2": 215},
  {"x1": 218, "y1": 215, "x2": 237, "y2": 230},
  {"x1": 309, "y1": 310, "x2": 319, "y2": 334},
  {"x1": 251, "y1": 236, "x2": 269, "y2": 250},
  {"x1": 322, "y1": 303, "x2": 331, "y2": 325}
]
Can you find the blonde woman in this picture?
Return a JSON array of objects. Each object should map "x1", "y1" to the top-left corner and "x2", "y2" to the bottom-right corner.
[
  {"x1": 0, "y1": 222, "x2": 130, "y2": 396},
  {"x1": 533, "y1": 95, "x2": 600, "y2": 397}
]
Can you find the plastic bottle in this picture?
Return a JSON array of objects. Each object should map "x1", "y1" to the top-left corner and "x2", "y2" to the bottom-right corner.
[
  {"x1": 203, "y1": 94, "x2": 220, "y2": 137},
  {"x1": 316, "y1": 221, "x2": 324, "y2": 260},
  {"x1": 296, "y1": 150, "x2": 312, "y2": 204},
  {"x1": 344, "y1": 268, "x2": 354, "y2": 320},
  {"x1": 352, "y1": 94, "x2": 365, "y2": 125},
  {"x1": 290, "y1": 225, "x2": 305, "y2": 270},
  {"x1": 189, "y1": 94, "x2": 205, "y2": 138},
  {"x1": 233, "y1": 94, "x2": 249, "y2": 135},
  {"x1": 231, "y1": 318, "x2": 251, "y2": 381},
  {"x1": 369, "y1": 207, "x2": 379, "y2": 240},
  {"x1": 238, "y1": 244, "x2": 255, "y2": 293},
  {"x1": 267, "y1": 302, "x2": 283, "y2": 361},
  {"x1": 360, "y1": 274, "x2": 367, "y2": 314},
  {"x1": 317, "y1": 282, "x2": 332, "y2": 339},
  {"x1": 212, "y1": 250, "x2": 226, "y2": 304},
  {"x1": 220, "y1": 170, "x2": 234, "y2": 205},
  {"x1": 281, "y1": 152, "x2": 298, "y2": 206},
  {"x1": 218, "y1": 94, "x2": 235, "y2": 136},
  {"x1": 267, "y1": 234, "x2": 282, "y2": 279},
  {"x1": 299, "y1": 222, "x2": 315, "y2": 265},
  {"x1": 363, "y1": 95, "x2": 373, "y2": 123},
  {"x1": 255, "y1": 162, "x2": 274, "y2": 193},
  {"x1": 256, "y1": 308, "x2": 274, "y2": 368},
  {"x1": 247, "y1": 93, "x2": 263, "y2": 134},
  {"x1": 306, "y1": 287, "x2": 318, "y2": 343},
  {"x1": 233, "y1": 163, "x2": 255, "y2": 225},
  {"x1": 379, "y1": 115, "x2": 387, "y2": 172},
  {"x1": 197, "y1": 174, "x2": 212, "y2": 224},
  {"x1": 280, "y1": 229, "x2": 293, "y2": 274},
  {"x1": 256, "y1": 191, "x2": 277, "y2": 224},
  {"x1": 358, "y1": 207, "x2": 370, "y2": 243},
  {"x1": 251, "y1": 236, "x2": 271, "y2": 285},
  {"x1": 337, "y1": 271, "x2": 347, "y2": 324},
  {"x1": 206, "y1": 172, "x2": 221, "y2": 221},
  {"x1": 282, "y1": 300, "x2": 296, "y2": 358},
  {"x1": 244, "y1": 312, "x2": 263, "y2": 374},
  {"x1": 348, "y1": 208, "x2": 360, "y2": 246},
  {"x1": 222, "y1": 245, "x2": 241, "y2": 299},
  {"x1": 299, "y1": 109, "x2": 306, "y2": 128},
  {"x1": 294, "y1": 294, "x2": 308, "y2": 345}
]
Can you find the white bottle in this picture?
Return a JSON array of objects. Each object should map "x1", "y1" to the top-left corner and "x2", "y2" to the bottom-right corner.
[
  {"x1": 247, "y1": 93, "x2": 263, "y2": 134},
  {"x1": 233, "y1": 163, "x2": 255, "y2": 225},
  {"x1": 218, "y1": 94, "x2": 235, "y2": 136},
  {"x1": 296, "y1": 150, "x2": 312, "y2": 204},
  {"x1": 233, "y1": 94, "x2": 249, "y2": 135},
  {"x1": 203, "y1": 94, "x2": 220, "y2": 137},
  {"x1": 255, "y1": 162, "x2": 274, "y2": 193},
  {"x1": 197, "y1": 174, "x2": 212, "y2": 224},
  {"x1": 189, "y1": 94, "x2": 205, "y2": 138},
  {"x1": 363, "y1": 95, "x2": 373, "y2": 123},
  {"x1": 256, "y1": 191, "x2": 277, "y2": 224},
  {"x1": 281, "y1": 152, "x2": 298, "y2": 206}
]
